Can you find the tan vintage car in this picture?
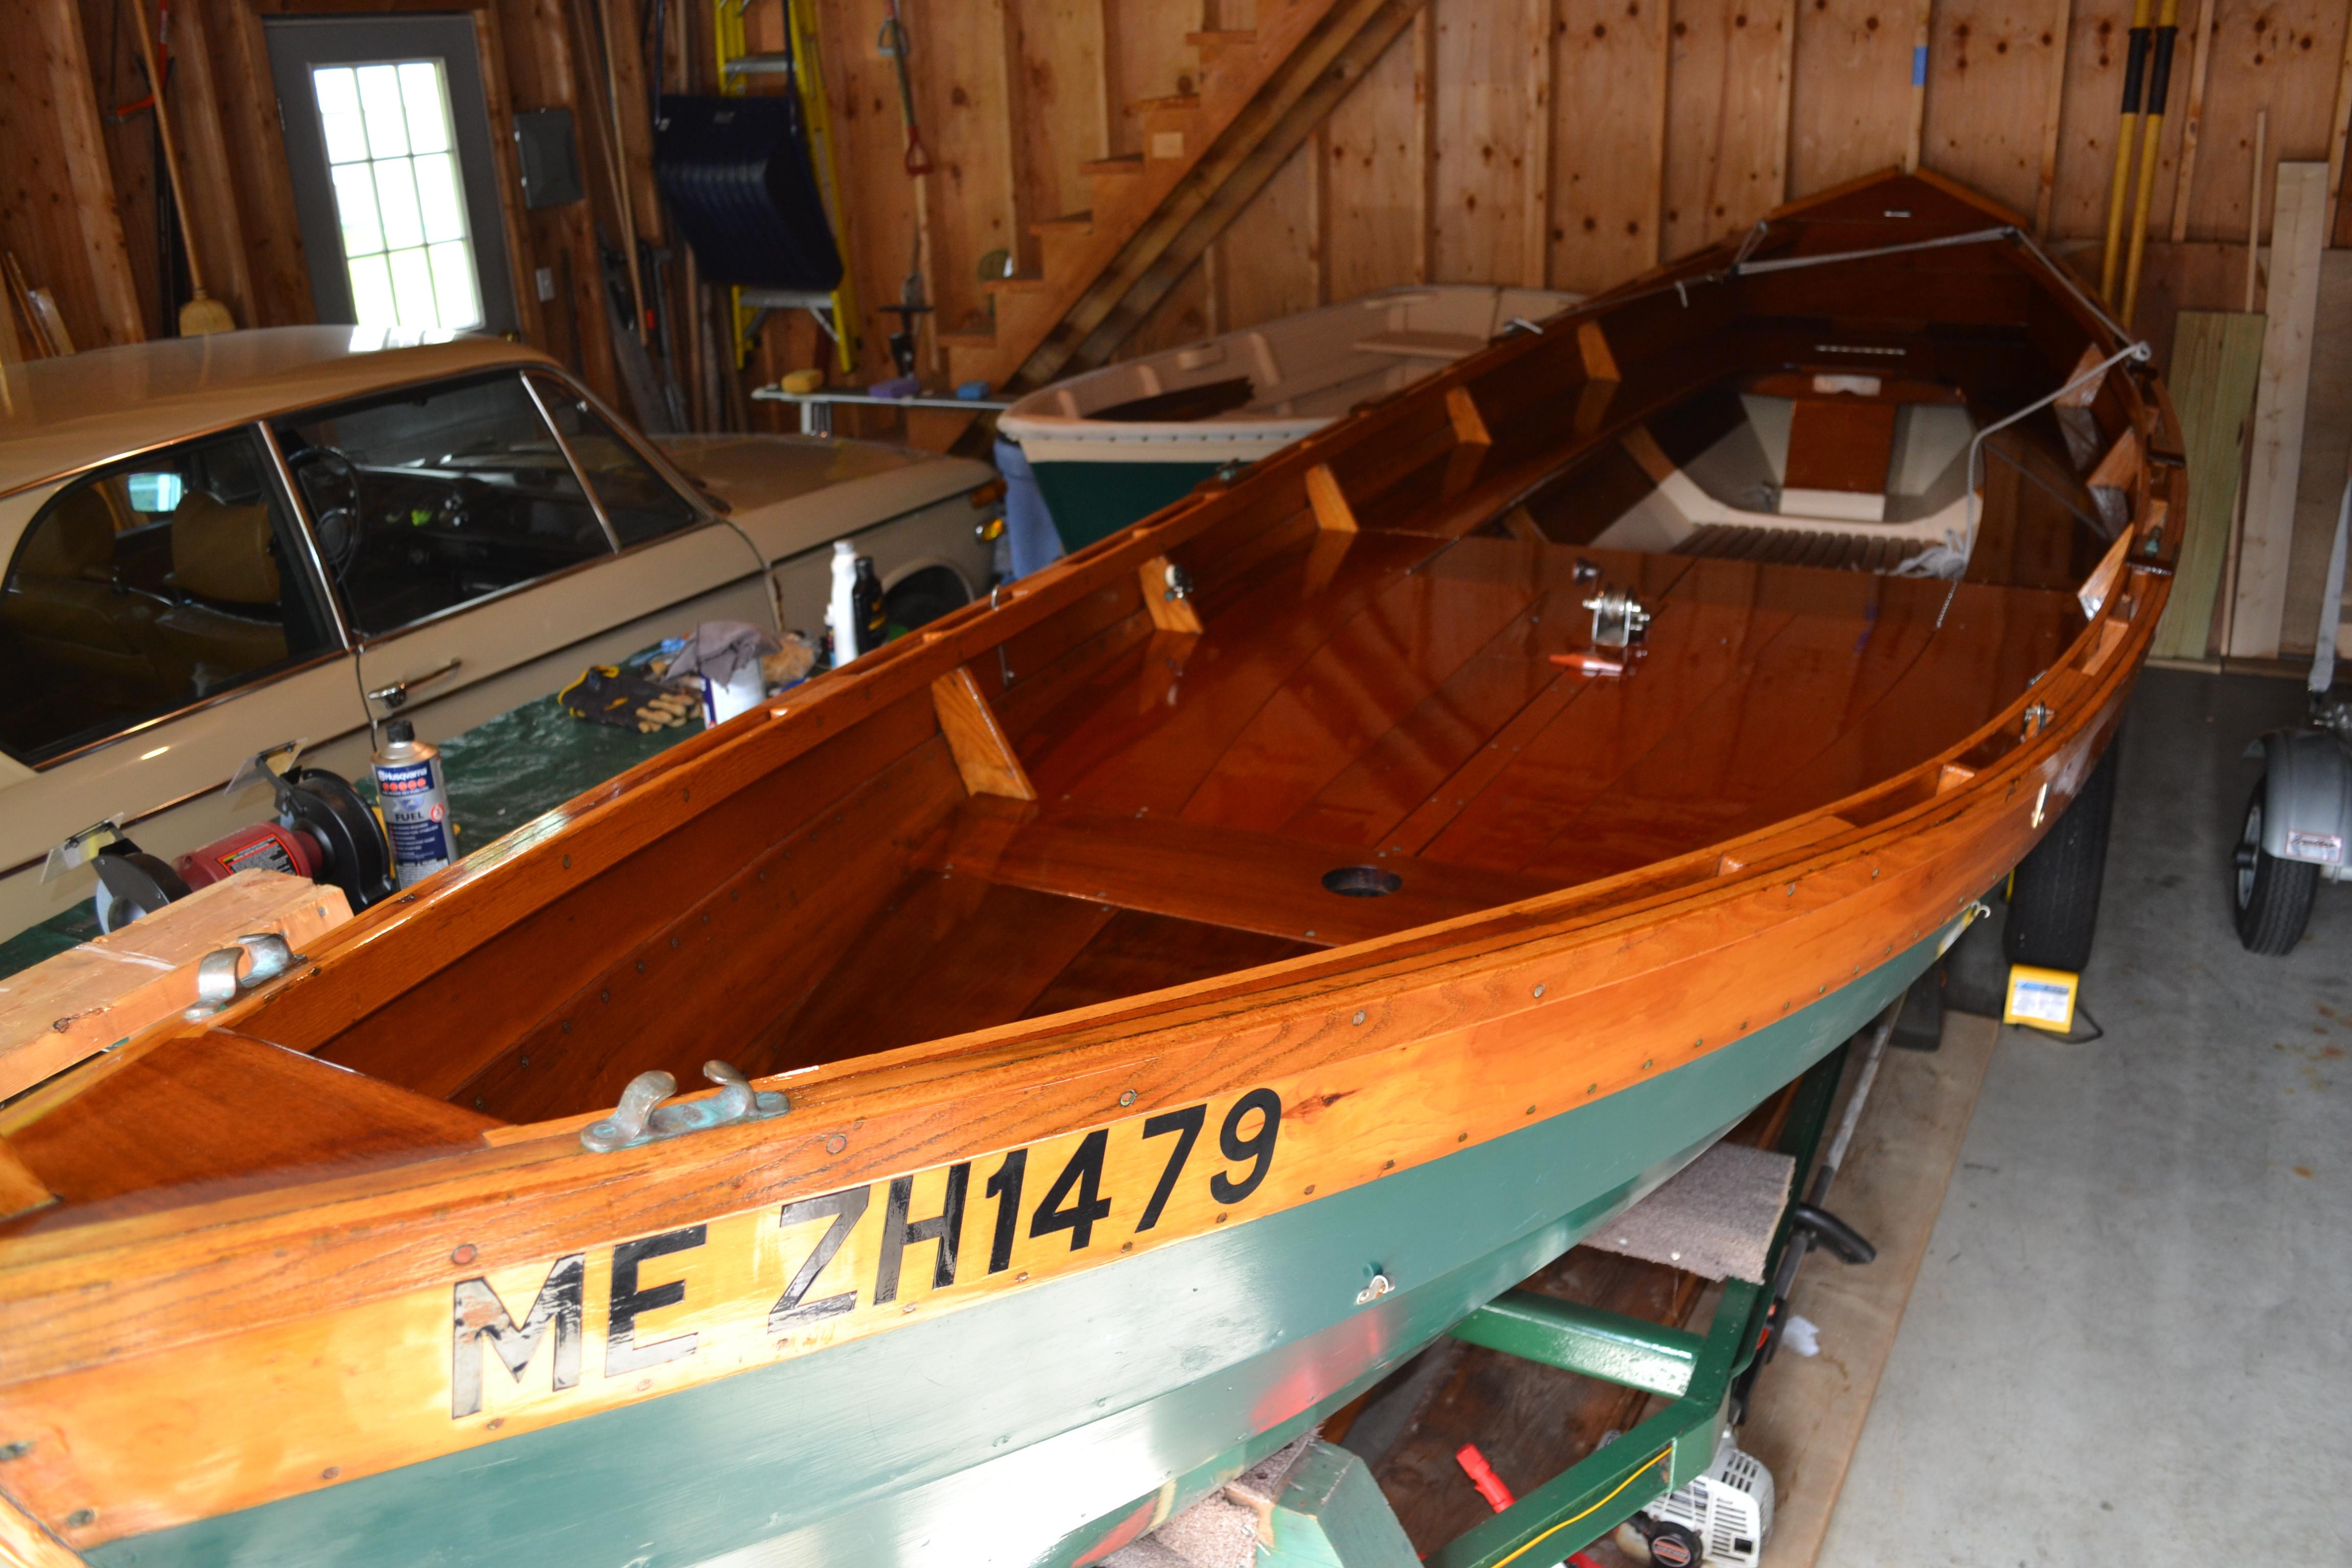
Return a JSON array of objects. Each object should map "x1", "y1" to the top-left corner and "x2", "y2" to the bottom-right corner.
[{"x1": 0, "y1": 328, "x2": 996, "y2": 938}]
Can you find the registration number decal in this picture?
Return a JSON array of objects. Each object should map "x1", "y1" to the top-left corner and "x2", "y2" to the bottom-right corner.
[{"x1": 450, "y1": 1088, "x2": 1284, "y2": 1420}]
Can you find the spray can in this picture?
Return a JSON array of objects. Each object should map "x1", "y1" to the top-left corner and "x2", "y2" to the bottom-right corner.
[
  {"x1": 853, "y1": 555, "x2": 886, "y2": 649},
  {"x1": 824, "y1": 539, "x2": 861, "y2": 667},
  {"x1": 372, "y1": 719, "x2": 453, "y2": 889}
]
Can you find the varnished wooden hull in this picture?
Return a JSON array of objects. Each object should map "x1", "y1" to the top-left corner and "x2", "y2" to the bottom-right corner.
[
  {"x1": 0, "y1": 169, "x2": 2178, "y2": 1565},
  {"x1": 81, "y1": 938, "x2": 1936, "y2": 1568}
]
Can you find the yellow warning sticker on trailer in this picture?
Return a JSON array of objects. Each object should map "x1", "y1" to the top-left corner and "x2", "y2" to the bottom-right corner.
[{"x1": 2002, "y1": 964, "x2": 2078, "y2": 1033}]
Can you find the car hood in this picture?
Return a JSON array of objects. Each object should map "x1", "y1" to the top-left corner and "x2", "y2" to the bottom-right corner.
[{"x1": 655, "y1": 434, "x2": 993, "y2": 565}]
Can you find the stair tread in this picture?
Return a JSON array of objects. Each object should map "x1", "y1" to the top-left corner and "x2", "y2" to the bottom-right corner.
[
  {"x1": 1132, "y1": 93, "x2": 1203, "y2": 113},
  {"x1": 1032, "y1": 211, "x2": 1095, "y2": 233},
  {"x1": 938, "y1": 329, "x2": 997, "y2": 348},
  {"x1": 1186, "y1": 30, "x2": 1257, "y2": 45},
  {"x1": 984, "y1": 274, "x2": 1056, "y2": 293},
  {"x1": 1082, "y1": 154, "x2": 1145, "y2": 175}
]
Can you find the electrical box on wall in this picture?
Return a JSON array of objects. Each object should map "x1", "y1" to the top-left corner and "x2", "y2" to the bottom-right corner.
[{"x1": 514, "y1": 108, "x2": 583, "y2": 209}]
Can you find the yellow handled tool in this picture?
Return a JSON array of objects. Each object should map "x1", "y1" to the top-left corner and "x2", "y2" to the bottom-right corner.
[
  {"x1": 2099, "y1": 0, "x2": 2156, "y2": 304},
  {"x1": 2118, "y1": 0, "x2": 2183, "y2": 328}
]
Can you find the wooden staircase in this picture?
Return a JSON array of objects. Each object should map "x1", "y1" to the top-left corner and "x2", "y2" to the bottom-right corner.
[{"x1": 945, "y1": 0, "x2": 1425, "y2": 397}]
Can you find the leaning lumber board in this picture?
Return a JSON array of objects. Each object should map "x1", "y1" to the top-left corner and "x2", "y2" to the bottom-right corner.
[
  {"x1": 2230, "y1": 163, "x2": 2330, "y2": 659},
  {"x1": 0, "y1": 872, "x2": 350, "y2": 1100},
  {"x1": 2150, "y1": 310, "x2": 2265, "y2": 660},
  {"x1": 2280, "y1": 253, "x2": 2352, "y2": 655}
]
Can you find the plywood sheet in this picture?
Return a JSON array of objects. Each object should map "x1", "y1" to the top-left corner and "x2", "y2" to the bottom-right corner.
[
  {"x1": 1551, "y1": 0, "x2": 1671, "y2": 291},
  {"x1": 2171, "y1": 0, "x2": 2349, "y2": 245},
  {"x1": 908, "y1": 0, "x2": 1023, "y2": 341},
  {"x1": 1216, "y1": 133, "x2": 1324, "y2": 329},
  {"x1": 1326, "y1": 18, "x2": 1427, "y2": 300},
  {"x1": 1430, "y1": 0, "x2": 1549, "y2": 286},
  {"x1": 1660, "y1": 0, "x2": 1796, "y2": 259},
  {"x1": 1921, "y1": 0, "x2": 2077, "y2": 221},
  {"x1": 1788, "y1": 0, "x2": 1924, "y2": 201}
]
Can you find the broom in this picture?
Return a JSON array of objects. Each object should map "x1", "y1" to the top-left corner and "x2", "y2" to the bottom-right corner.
[{"x1": 125, "y1": 0, "x2": 236, "y2": 336}]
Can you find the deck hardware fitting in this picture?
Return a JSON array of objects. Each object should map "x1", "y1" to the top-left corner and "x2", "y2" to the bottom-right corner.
[
  {"x1": 1355, "y1": 1273, "x2": 1394, "y2": 1305},
  {"x1": 1119, "y1": 1089, "x2": 1136, "y2": 1107},
  {"x1": 1162, "y1": 563, "x2": 1195, "y2": 602},
  {"x1": 1583, "y1": 585, "x2": 1652, "y2": 648},
  {"x1": 450, "y1": 1244, "x2": 476, "y2": 1265},
  {"x1": 826, "y1": 1134, "x2": 848, "y2": 1154},
  {"x1": 183, "y1": 933, "x2": 299, "y2": 1020},
  {"x1": 1573, "y1": 557, "x2": 1601, "y2": 583},
  {"x1": 1533, "y1": 983, "x2": 1546, "y2": 997},
  {"x1": 2024, "y1": 701, "x2": 2054, "y2": 735},
  {"x1": 579, "y1": 1062, "x2": 790, "y2": 1153},
  {"x1": 1352, "y1": 1010, "x2": 1366, "y2": 1025}
]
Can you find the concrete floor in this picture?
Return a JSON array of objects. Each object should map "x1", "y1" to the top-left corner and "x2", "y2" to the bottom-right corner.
[{"x1": 1817, "y1": 668, "x2": 2352, "y2": 1563}]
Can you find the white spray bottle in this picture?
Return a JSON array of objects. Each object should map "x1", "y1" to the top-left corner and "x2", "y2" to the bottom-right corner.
[{"x1": 824, "y1": 539, "x2": 860, "y2": 668}]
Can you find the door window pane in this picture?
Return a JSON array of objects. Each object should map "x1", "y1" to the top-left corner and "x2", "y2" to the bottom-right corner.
[
  {"x1": 277, "y1": 373, "x2": 612, "y2": 640},
  {"x1": 311, "y1": 58, "x2": 483, "y2": 331},
  {"x1": 530, "y1": 377, "x2": 705, "y2": 547},
  {"x1": 0, "y1": 429, "x2": 340, "y2": 766}
]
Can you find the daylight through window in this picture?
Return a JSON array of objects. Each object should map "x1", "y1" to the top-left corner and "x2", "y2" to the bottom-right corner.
[{"x1": 310, "y1": 61, "x2": 482, "y2": 332}]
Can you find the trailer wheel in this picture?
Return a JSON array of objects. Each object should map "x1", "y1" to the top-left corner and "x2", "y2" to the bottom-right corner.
[
  {"x1": 2004, "y1": 741, "x2": 2120, "y2": 973},
  {"x1": 2233, "y1": 778, "x2": 2318, "y2": 955}
]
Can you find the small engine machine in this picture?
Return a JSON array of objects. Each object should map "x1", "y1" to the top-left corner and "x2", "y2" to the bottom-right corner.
[
  {"x1": 1616, "y1": 1427, "x2": 1774, "y2": 1568},
  {"x1": 53, "y1": 743, "x2": 396, "y2": 933}
]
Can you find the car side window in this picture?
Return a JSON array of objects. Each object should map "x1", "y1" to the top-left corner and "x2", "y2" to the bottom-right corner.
[
  {"x1": 276, "y1": 371, "x2": 612, "y2": 640},
  {"x1": 0, "y1": 427, "x2": 341, "y2": 767},
  {"x1": 529, "y1": 376, "x2": 704, "y2": 547}
]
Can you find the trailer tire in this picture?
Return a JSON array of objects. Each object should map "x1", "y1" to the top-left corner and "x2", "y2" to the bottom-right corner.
[
  {"x1": 2004, "y1": 740, "x2": 2120, "y2": 973},
  {"x1": 2233, "y1": 777, "x2": 2318, "y2": 955}
]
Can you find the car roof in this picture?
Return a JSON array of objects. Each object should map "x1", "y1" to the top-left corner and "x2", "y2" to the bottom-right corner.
[{"x1": 0, "y1": 328, "x2": 559, "y2": 499}]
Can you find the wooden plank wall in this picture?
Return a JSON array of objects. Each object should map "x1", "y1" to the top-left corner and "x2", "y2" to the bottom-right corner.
[{"x1": 3, "y1": 0, "x2": 2348, "y2": 643}]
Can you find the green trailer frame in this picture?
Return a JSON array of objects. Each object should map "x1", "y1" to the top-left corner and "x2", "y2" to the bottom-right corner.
[{"x1": 1255, "y1": 1041, "x2": 1850, "y2": 1568}]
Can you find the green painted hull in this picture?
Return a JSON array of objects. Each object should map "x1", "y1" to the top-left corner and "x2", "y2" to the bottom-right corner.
[
  {"x1": 1030, "y1": 459, "x2": 1222, "y2": 552},
  {"x1": 92, "y1": 933, "x2": 1946, "y2": 1568}
]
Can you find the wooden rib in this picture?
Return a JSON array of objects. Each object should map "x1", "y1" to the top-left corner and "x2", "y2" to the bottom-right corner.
[
  {"x1": 0, "y1": 1140, "x2": 55, "y2": 1221},
  {"x1": 1577, "y1": 319, "x2": 1620, "y2": 382},
  {"x1": 1137, "y1": 555, "x2": 1206, "y2": 634},
  {"x1": 1305, "y1": 463, "x2": 1359, "y2": 533},
  {"x1": 2087, "y1": 427, "x2": 2142, "y2": 491},
  {"x1": 1448, "y1": 384, "x2": 1493, "y2": 446},
  {"x1": 1621, "y1": 426, "x2": 1677, "y2": 484},
  {"x1": 930, "y1": 666, "x2": 1038, "y2": 801},
  {"x1": 1937, "y1": 763, "x2": 1976, "y2": 793}
]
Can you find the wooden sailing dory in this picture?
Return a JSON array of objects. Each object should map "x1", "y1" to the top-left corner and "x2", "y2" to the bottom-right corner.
[{"x1": 0, "y1": 170, "x2": 2176, "y2": 1567}]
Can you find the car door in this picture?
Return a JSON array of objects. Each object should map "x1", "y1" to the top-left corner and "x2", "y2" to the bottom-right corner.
[
  {"x1": 273, "y1": 369, "x2": 770, "y2": 749},
  {"x1": 0, "y1": 426, "x2": 369, "y2": 935}
]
